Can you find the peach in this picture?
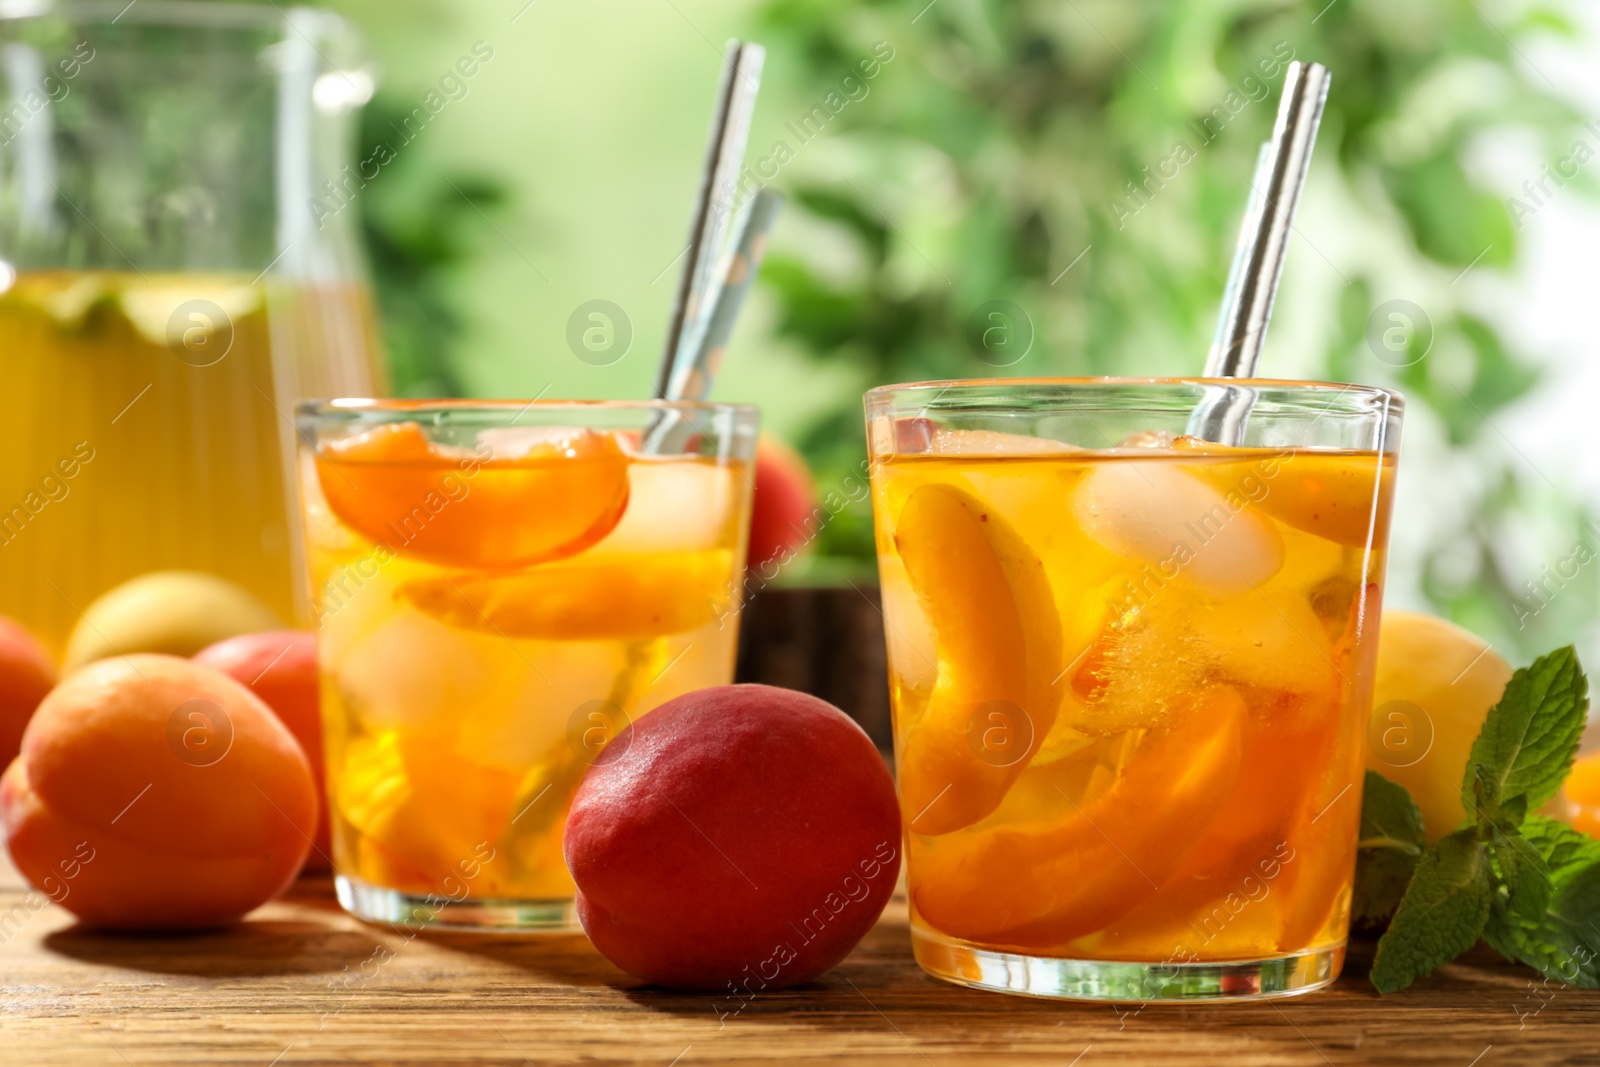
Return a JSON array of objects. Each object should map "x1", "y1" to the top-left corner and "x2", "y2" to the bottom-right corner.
[
  {"x1": 0, "y1": 616, "x2": 56, "y2": 769},
  {"x1": 892, "y1": 482, "x2": 1061, "y2": 834},
  {"x1": 0, "y1": 654, "x2": 316, "y2": 929},
  {"x1": 565, "y1": 685, "x2": 900, "y2": 991},
  {"x1": 194, "y1": 631, "x2": 328, "y2": 869},
  {"x1": 747, "y1": 436, "x2": 818, "y2": 571}
]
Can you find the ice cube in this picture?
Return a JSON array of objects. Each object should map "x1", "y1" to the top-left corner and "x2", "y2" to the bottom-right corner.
[
  {"x1": 588, "y1": 457, "x2": 738, "y2": 554},
  {"x1": 1066, "y1": 604, "x2": 1214, "y2": 736},
  {"x1": 335, "y1": 609, "x2": 519, "y2": 732},
  {"x1": 1201, "y1": 585, "x2": 1337, "y2": 698},
  {"x1": 1071, "y1": 462, "x2": 1283, "y2": 595},
  {"x1": 454, "y1": 639, "x2": 622, "y2": 770}
]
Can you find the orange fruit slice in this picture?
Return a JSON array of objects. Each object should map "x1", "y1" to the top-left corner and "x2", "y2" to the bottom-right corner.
[
  {"x1": 396, "y1": 549, "x2": 735, "y2": 641},
  {"x1": 315, "y1": 422, "x2": 630, "y2": 569},
  {"x1": 911, "y1": 686, "x2": 1246, "y2": 949},
  {"x1": 1187, "y1": 448, "x2": 1394, "y2": 548},
  {"x1": 892, "y1": 482, "x2": 1061, "y2": 836}
]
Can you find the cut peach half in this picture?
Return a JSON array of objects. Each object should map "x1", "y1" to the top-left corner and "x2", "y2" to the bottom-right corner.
[
  {"x1": 893, "y1": 482, "x2": 1061, "y2": 836},
  {"x1": 911, "y1": 686, "x2": 1246, "y2": 948},
  {"x1": 315, "y1": 422, "x2": 630, "y2": 569},
  {"x1": 397, "y1": 549, "x2": 734, "y2": 641}
]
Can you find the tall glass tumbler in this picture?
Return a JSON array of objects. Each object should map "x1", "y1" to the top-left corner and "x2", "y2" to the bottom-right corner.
[{"x1": 865, "y1": 378, "x2": 1402, "y2": 1000}]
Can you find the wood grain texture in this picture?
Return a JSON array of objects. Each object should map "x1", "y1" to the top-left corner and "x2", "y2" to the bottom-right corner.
[{"x1": 2, "y1": 858, "x2": 1597, "y2": 1067}]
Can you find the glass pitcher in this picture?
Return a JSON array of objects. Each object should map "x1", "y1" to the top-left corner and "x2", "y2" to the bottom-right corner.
[{"x1": 0, "y1": 1, "x2": 385, "y2": 652}]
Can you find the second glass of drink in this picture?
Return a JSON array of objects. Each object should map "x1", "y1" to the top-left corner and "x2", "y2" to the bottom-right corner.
[{"x1": 296, "y1": 399, "x2": 757, "y2": 930}]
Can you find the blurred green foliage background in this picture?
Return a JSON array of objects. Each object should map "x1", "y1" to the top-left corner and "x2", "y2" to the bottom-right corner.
[{"x1": 332, "y1": 0, "x2": 1599, "y2": 664}]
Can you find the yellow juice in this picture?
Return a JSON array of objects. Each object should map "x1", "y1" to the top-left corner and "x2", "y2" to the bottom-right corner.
[{"x1": 0, "y1": 270, "x2": 383, "y2": 650}]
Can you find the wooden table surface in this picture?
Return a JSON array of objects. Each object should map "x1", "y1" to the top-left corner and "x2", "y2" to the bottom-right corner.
[{"x1": 3, "y1": 858, "x2": 1596, "y2": 1067}]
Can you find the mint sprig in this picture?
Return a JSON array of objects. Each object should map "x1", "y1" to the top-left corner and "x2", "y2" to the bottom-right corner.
[
  {"x1": 1351, "y1": 770, "x2": 1425, "y2": 930},
  {"x1": 1461, "y1": 646, "x2": 1587, "y2": 821},
  {"x1": 1364, "y1": 646, "x2": 1592, "y2": 994}
]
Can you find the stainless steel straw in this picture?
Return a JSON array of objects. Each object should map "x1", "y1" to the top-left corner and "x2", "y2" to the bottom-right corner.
[
  {"x1": 1189, "y1": 61, "x2": 1331, "y2": 442},
  {"x1": 654, "y1": 41, "x2": 765, "y2": 400},
  {"x1": 663, "y1": 188, "x2": 786, "y2": 403}
]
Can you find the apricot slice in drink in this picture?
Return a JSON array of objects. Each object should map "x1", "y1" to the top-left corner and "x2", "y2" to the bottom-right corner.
[
  {"x1": 336, "y1": 730, "x2": 522, "y2": 893},
  {"x1": 397, "y1": 549, "x2": 734, "y2": 640},
  {"x1": 315, "y1": 422, "x2": 630, "y2": 569},
  {"x1": 1189, "y1": 450, "x2": 1394, "y2": 548},
  {"x1": 911, "y1": 686, "x2": 1245, "y2": 947},
  {"x1": 892, "y1": 482, "x2": 1061, "y2": 835}
]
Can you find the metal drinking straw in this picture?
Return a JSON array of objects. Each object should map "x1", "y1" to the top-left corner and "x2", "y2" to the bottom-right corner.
[
  {"x1": 644, "y1": 42, "x2": 777, "y2": 452},
  {"x1": 654, "y1": 41, "x2": 765, "y2": 400},
  {"x1": 1189, "y1": 61, "x2": 1331, "y2": 443}
]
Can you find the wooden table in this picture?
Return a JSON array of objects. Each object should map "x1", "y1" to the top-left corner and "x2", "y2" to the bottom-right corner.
[{"x1": 3, "y1": 859, "x2": 1595, "y2": 1066}]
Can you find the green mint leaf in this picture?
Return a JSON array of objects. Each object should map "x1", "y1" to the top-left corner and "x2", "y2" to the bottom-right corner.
[
  {"x1": 1353, "y1": 771, "x2": 1427, "y2": 930},
  {"x1": 1483, "y1": 816, "x2": 1600, "y2": 988},
  {"x1": 1460, "y1": 646, "x2": 1587, "y2": 825},
  {"x1": 1371, "y1": 828, "x2": 1493, "y2": 994},
  {"x1": 1524, "y1": 814, "x2": 1600, "y2": 880},
  {"x1": 1487, "y1": 826, "x2": 1552, "y2": 926}
]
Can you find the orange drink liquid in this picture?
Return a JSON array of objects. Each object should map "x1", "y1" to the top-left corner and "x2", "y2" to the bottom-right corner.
[
  {"x1": 297, "y1": 401, "x2": 757, "y2": 929},
  {"x1": 867, "y1": 380, "x2": 1401, "y2": 1000}
]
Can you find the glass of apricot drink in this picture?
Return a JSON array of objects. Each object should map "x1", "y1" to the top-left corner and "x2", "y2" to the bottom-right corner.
[
  {"x1": 866, "y1": 379, "x2": 1403, "y2": 1000},
  {"x1": 295, "y1": 400, "x2": 758, "y2": 930}
]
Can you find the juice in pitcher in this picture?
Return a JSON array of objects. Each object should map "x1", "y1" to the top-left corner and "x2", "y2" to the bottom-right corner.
[
  {"x1": 0, "y1": 272, "x2": 382, "y2": 649},
  {"x1": 297, "y1": 400, "x2": 757, "y2": 930},
  {"x1": 867, "y1": 379, "x2": 1401, "y2": 1001}
]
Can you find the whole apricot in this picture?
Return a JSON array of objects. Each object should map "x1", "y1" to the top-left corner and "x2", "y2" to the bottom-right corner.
[
  {"x1": 0, "y1": 615, "x2": 56, "y2": 769},
  {"x1": 1366, "y1": 611, "x2": 1512, "y2": 840},
  {"x1": 565, "y1": 684, "x2": 900, "y2": 991},
  {"x1": 0, "y1": 655, "x2": 316, "y2": 929},
  {"x1": 61, "y1": 571, "x2": 281, "y2": 673},
  {"x1": 194, "y1": 631, "x2": 328, "y2": 870}
]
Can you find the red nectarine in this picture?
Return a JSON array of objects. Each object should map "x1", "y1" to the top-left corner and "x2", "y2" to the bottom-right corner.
[
  {"x1": 194, "y1": 631, "x2": 329, "y2": 870},
  {"x1": 565, "y1": 684, "x2": 900, "y2": 992}
]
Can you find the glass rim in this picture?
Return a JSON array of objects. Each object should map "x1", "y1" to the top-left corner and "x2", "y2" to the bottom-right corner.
[
  {"x1": 866, "y1": 376, "x2": 1404, "y2": 410},
  {"x1": 0, "y1": 0, "x2": 341, "y2": 29},
  {"x1": 295, "y1": 397, "x2": 759, "y2": 420}
]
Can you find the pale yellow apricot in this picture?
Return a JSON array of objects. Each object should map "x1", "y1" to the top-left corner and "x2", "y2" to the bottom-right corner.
[{"x1": 1366, "y1": 611, "x2": 1511, "y2": 840}]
